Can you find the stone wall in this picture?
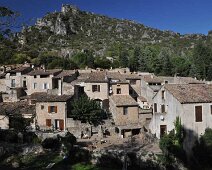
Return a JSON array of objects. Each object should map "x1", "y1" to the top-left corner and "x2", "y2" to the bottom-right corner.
[
  {"x1": 0, "y1": 115, "x2": 9, "y2": 129},
  {"x1": 36, "y1": 102, "x2": 67, "y2": 131},
  {"x1": 84, "y1": 82, "x2": 108, "y2": 100}
]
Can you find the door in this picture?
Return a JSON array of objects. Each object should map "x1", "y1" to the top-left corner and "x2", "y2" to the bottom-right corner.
[
  {"x1": 59, "y1": 120, "x2": 64, "y2": 130},
  {"x1": 54, "y1": 119, "x2": 60, "y2": 130},
  {"x1": 160, "y1": 125, "x2": 167, "y2": 138}
]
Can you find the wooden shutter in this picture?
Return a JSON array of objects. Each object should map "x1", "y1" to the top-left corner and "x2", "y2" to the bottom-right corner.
[
  {"x1": 46, "y1": 119, "x2": 51, "y2": 127},
  {"x1": 54, "y1": 106, "x2": 58, "y2": 113},
  {"x1": 48, "y1": 106, "x2": 51, "y2": 113},
  {"x1": 195, "y1": 106, "x2": 202, "y2": 122},
  {"x1": 59, "y1": 120, "x2": 64, "y2": 130}
]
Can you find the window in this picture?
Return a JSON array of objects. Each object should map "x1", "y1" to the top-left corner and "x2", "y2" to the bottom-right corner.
[
  {"x1": 33, "y1": 83, "x2": 37, "y2": 89},
  {"x1": 154, "y1": 103, "x2": 157, "y2": 113},
  {"x1": 23, "y1": 80, "x2": 26, "y2": 88},
  {"x1": 48, "y1": 106, "x2": 57, "y2": 113},
  {"x1": 34, "y1": 75, "x2": 37, "y2": 78},
  {"x1": 123, "y1": 107, "x2": 128, "y2": 115},
  {"x1": 195, "y1": 106, "x2": 202, "y2": 122},
  {"x1": 117, "y1": 88, "x2": 121, "y2": 94},
  {"x1": 40, "y1": 75, "x2": 49, "y2": 78},
  {"x1": 130, "y1": 79, "x2": 136, "y2": 85},
  {"x1": 43, "y1": 83, "x2": 48, "y2": 89},
  {"x1": 11, "y1": 79, "x2": 15, "y2": 87},
  {"x1": 46, "y1": 119, "x2": 51, "y2": 127},
  {"x1": 162, "y1": 90, "x2": 165, "y2": 99},
  {"x1": 165, "y1": 81, "x2": 168, "y2": 84},
  {"x1": 160, "y1": 125, "x2": 167, "y2": 138},
  {"x1": 92, "y1": 85, "x2": 100, "y2": 92},
  {"x1": 41, "y1": 105, "x2": 44, "y2": 110},
  {"x1": 161, "y1": 105, "x2": 165, "y2": 113}
]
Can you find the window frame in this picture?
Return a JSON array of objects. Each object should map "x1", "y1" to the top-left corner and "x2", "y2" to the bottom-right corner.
[
  {"x1": 154, "y1": 103, "x2": 157, "y2": 113},
  {"x1": 195, "y1": 105, "x2": 202, "y2": 122},
  {"x1": 123, "y1": 106, "x2": 128, "y2": 115},
  {"x1": 92, "y1": 85, "x2": 100, "y2": 92},
  {"x1": 33, "y1": 83, "x2": 37, "y2": 89},
  {"x1": 117, "y1": 88, "x2": 121, "y2": 94}
]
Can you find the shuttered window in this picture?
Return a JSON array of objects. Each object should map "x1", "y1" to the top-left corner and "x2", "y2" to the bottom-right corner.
[
  {"x1": 195, "y1": 106, "x2": 202, "y2": 122},
  {"x1": 48, "y1": 106, "x2": 58, "y2": 113},
  {"x1": 46, "y1": 119, "x2": 51, "y2": 127},
  {"x1": 154, "y1": 103, "x2": 157, "y2": 113}
]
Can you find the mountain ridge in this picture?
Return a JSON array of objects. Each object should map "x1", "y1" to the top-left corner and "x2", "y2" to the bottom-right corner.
[{"x1": 17, "y1": 4, "x2": 210, "y2": 57}]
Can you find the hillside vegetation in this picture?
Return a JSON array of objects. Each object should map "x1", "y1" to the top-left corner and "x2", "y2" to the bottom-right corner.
[{"x1": 1, "y1": 5, "x2": 212, "y2": 80}]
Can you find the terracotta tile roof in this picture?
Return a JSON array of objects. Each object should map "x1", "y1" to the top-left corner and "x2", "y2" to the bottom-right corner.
[
  {"x1": 176, "y1": 77, "x2": 204, "y2": 84},
  {"x1": 8, "y1": 67, "x2": 32, "y2": 74},
  {"x1": 141, "y1": 75, "x2": 162, "y2": 83},
  {"x1": 159, "y1": 76, "x2": 204, "y2": 84},
  {"x1": 122, "y1": 73, "x2": 141, "y2": 80},
  {"x1": 110, "y1": 95, "x2": 138, "y2": 106},
  {"x1": 107, "y1": 72, "x2": 127, "y2": 83},
  {"x1": 27, "y1": 92, "x2": 73, "y2": 102},
  {"x1": 85, "y1": 71, "x2": 108, "y2": 83},
  {"x1": 164, "y1": 84, "x2": 212, "y2": 104},
  {"x1": 0, "y1": 101, "x2": 35, "y2": 115},
  {"x1": 53, "y1": 70, "x2": 77, "y2": 78},
  {"x1": 28, "y1": 69, "x2": 62, "y2": 76},
  {"x1": 137, "y1": 96, "x2": 147, "y2": 102}
]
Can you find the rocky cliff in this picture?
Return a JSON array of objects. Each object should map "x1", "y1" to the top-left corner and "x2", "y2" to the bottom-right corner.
[{"x1": 17, "y1": 4, "x2": 210, "y2": 57}]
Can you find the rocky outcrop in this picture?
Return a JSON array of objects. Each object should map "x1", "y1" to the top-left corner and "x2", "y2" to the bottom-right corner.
[{"x1": 18, "y1": 4, "x2": 209, "y2": 57}]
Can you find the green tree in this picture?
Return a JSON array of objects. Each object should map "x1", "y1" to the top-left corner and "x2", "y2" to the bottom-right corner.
[
  {"x1": 192, "y1": 44, "x2": 212, "y2": 80},
  {"x1": 0, "y1": 6, "x2": 18, "y2": 38},
  {"x1": 192, "y1": 128, "x2": 212, "y2": 169},
  {"x1": 156, "y1": 47, "x2": 173, "y2": 76},
  {"x1": 70, "y1": 95, "x2": 105, "y2": 126},
  {"x1": 94, "y1": 57, "x2": 111, "y2": 69},
  {"x1": 119, "y1": 50, "x2": 129, "y2": 68},
  {"x1": 159, "y1": 117, "x2": 186, "y2": 166}
]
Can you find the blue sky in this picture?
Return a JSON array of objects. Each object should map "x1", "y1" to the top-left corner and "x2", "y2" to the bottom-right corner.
[{"x1": 1, "y1": 0, "x2": 212, "y2": 35}]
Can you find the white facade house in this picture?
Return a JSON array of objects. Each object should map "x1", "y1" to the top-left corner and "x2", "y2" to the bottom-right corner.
[{"x1": 150, "y1": 84, "x2": 212, "y2": 151}]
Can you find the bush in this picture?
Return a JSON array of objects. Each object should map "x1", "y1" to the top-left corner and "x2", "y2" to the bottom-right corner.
[
  {"x1": 23, "y1": 132, "x2": 40, "y2": 144},
  {"x1": 41, "y1": 137, "x2": 60, "y2": 150},
  {"x1": 5, "y1": 131, "x2": 18, "y2": 143}
]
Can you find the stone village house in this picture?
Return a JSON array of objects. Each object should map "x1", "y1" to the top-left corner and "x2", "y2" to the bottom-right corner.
[
  {"x1": 25, "y1": 92, "x2": 73, "y2": 131},
  {"x1": 150, "y1": 84, "x2": 212, "y2": 152}
]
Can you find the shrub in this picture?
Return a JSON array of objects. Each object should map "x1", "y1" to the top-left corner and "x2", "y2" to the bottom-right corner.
[{"x1": 41, "y1": 137, "x2": 60, "y2": 150}]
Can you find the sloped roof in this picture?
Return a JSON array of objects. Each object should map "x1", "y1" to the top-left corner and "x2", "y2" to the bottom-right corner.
[
  {"x1": 0, "y1": 101, "x2": 35, "y2": 116},
  {"x1": 159, "y1": 76, "x2": 204, "y2": 84},
  {"x1": 164, "y1": 84, "x2": 212, "y2": 104},
  {"x1": 27, "y1": 92, "x2": 73, "y2": 102},
  {"x1": 53, "y1": 70, "x2": 76, "y2": 78},
  {"x1": 141, "y1": 75, "x2": 162, "y2": 83},
  {"x1": 122, "y1": 73, "x2": 141, "y2": 80},
  {"x1": 8, "y1": 66, "x2": 32, "y2": 74},
  {"x1": 85, "y1": 71, "x2": 108, "y2": 83},
  {"x1": 110, "y1": 95, "x2": 138, "y2": 106},
  {"x1": 137, "y1": 96, "x2": 147, "y2": 102},
  {"x1": 28, "y1": 69, "x2": 62, "y2": 76},
  {"x1": 107, "y1": 72, "x2": 127, "y2": 83}
]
